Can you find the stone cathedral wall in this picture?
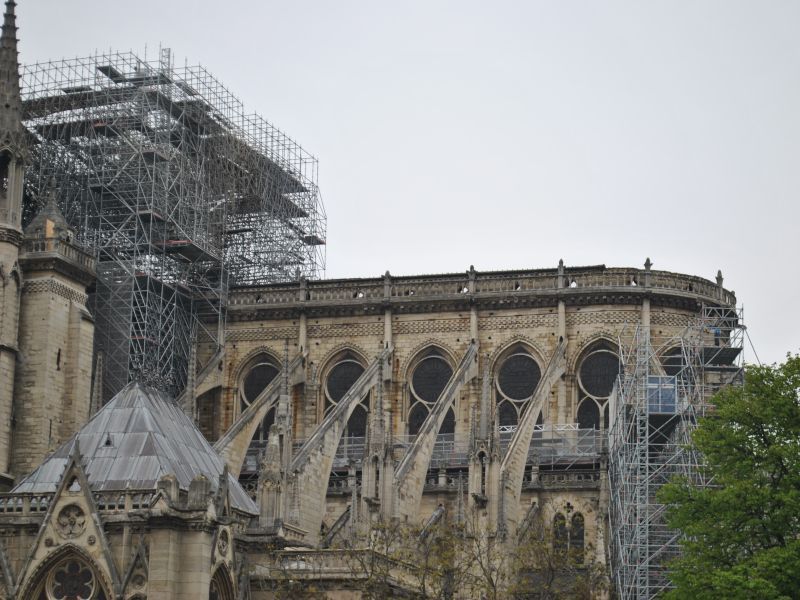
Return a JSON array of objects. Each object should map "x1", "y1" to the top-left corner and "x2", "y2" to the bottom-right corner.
[{"x1": 197, "y1": 264, "x2": 731, "y2": 544}]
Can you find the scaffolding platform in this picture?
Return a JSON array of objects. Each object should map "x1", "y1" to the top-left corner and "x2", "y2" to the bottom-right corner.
[
  {"x1": 701, "y1": 346, "x2": 741, "y2": 368},
  {"x1": 609, "y1": 305, "x2": 744, "y2": 599},
  {"x1": 21, "y1": 48, "x2": 326, "y2": 401}
]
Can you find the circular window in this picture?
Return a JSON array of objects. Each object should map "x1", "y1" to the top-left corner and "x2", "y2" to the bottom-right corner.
[
  {"x1": 578, "y1": 350, "x2": 620, "y2": 399},
  {"x1": 495, "y1": 350, "x2": 542, "y2": 428},
  {"x1": 411, "y1": 355, "x2": 453, "y2": 403},
  {"x1": 498, "y1": 353, "x2": 541, "y2": 401},
  {"x1": 47, "y1": 558, "x2": 97, "y2": 600},
  {"x1": 326, "y1": 360, "x2": 364, "y2": 405},
  {"x1": 408, "y1": 351, "x2": 454, "y2": 436},
  {"x1": 243, "y1": 363, "x2": 279, "y2": 403}
]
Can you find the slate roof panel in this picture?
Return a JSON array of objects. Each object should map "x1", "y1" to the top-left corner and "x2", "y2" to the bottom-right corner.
[{"x1": 12, "y1": 382, "x2": 257, "y2": 515}]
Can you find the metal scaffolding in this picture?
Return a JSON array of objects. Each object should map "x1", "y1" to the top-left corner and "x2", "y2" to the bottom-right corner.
[
  {"x1": 609, "y1": 305, "x2": 743, "y2": 599},
  {"x1": 19, "y1": 49, "x2": 326, "y2": 401}
]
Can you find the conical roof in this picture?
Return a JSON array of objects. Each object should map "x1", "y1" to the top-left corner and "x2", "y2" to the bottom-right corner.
[{"x1": 13, "y1": 382, "x2": 257, "y2": 515}]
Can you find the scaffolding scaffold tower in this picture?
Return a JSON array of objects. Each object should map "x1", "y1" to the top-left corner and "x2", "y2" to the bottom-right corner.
[
  {"x1": 609, "y1": 305, "x2": 744, "y2": 599},
  {"x1": 19, "y1": 49, "x2": 326, "y2": 402}
]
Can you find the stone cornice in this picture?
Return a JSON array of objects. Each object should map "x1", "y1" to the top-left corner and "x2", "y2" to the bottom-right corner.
[{"x1": 224, "y1": 265, "x2": 735, "y2": 323}]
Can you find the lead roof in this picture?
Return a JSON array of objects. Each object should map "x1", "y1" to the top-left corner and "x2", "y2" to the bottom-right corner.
[{"x1": 13, "y1": 381, "x2": 257, "y2": 515}]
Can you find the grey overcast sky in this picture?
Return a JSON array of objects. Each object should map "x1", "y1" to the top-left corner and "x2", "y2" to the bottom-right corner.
[{"x1": 16, "y1": 1, "x2": 800, "y2": 365}]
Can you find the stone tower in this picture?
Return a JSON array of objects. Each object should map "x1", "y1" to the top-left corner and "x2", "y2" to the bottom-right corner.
[
  {"x1": 11, "y1": 181, "x2": 95, "y2": 479},
  {"x1": 0, "y1": 0, "x2": 25, "y2": 487}
]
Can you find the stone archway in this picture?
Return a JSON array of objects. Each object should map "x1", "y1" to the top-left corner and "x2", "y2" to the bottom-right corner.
[
  {"x1": 209, "y1": 565, "x2": 235, "y2": 600},
  {"x1": 27, "y1": 551, "x2": 111, "y2": 600}
]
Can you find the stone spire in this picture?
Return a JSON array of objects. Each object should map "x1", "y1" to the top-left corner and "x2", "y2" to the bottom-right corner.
[{"x1": 0, "y1": 1, "x2": 24, "y2": 155}]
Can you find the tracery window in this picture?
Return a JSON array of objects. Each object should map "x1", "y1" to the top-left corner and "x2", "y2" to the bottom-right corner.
[
  {"x1": 239, "y1": 355, "x2": 280, "y2": 443},
  {"x1": 36, "y1": 557, "x2": 107, "y2": 600},
  {"x1": 552, "y1": 512, "x2": 586, "y2": 563},
  {"x1": 495, "y1": 348, "x2": 542, "y2": 428},
  {"x1": 325, "y1": 353, "x2": 368, "y2": 438},
  {"x1": 408, "y1": 349, "x2": 454, "y2": 436},
  {"x1": 576, "y1": 343, "x2": 620, "y2": 430}
]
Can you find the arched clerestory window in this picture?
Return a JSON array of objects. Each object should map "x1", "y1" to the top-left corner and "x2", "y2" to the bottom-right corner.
[
  {"x1": 495, "y1": 347, "x2": 542, "y2": 429},
  {"x1": 576, "y1": 342, "x2": 620, "y2": 431},
  {"x1": 408, "y1": 348, "x2": 454, "y2": 436},
  {"x1": 239, "y1": 354, "x2": 281, "y2": 444},
  {"x1": 324, "y1": 352, "x2": 369, "y2": 439}
]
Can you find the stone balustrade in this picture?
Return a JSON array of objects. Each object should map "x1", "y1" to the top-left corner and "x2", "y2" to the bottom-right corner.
[
  {"x1": 228, "y1": 263, "x2": 735, "y2": 309},
  {"x1": 21, "y1": 236, "x2": 95, "y2": 272},
  {"x1": 522, "y1": 469, "x2": 601, "y2": 490},
  {"x1": 0, "y1": 491, "x2": 159, "y2": 517},
  {"x1": 0, "y1": 493, "x2": 52, "y2": 514}
]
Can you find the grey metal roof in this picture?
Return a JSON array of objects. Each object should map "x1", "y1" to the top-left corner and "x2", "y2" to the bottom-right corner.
[{"x1": 13, "y1": 382, "x2": 257, "y2": 515}]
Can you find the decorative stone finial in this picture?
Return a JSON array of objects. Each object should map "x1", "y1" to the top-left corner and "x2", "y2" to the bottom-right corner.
[
  {"x1": 558, "y1": 258, "x2": 564, "y2": 271},
  {"x1": 716, "y1": 270, "x2": 723, "y2": 287},
  {"x1": 644, "y1": 257, "x2": 652, "y2": 271}
]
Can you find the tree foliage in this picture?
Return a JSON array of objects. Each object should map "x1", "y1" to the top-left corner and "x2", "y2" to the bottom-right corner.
[
  {"x1": 334, "y1": 510, "x2": 606, "y2": 599},
  {"x1": 659, "y1": 354, "x2": 800, "y2": 600}
]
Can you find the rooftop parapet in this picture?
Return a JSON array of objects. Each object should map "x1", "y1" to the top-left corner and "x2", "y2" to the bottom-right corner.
[
  {"x1": 20, "y1": 236, "x2": 95, "y2": 274},
  {"x1": 228, "y1": 261, "x2": 735, "y2": 315}
]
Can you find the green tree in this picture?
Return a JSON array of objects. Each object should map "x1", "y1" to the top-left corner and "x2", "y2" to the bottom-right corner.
[{"x1": 659, "y1": 354, "x2": 800, "y2": 600}]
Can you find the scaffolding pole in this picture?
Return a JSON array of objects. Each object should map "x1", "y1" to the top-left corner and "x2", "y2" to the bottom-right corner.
[
  {"x1": 609, "y1": 305, "x2": 743, "y2": 599},
  {"x1": 19, "y1": 49, "x2": 326, "y2": 401}
]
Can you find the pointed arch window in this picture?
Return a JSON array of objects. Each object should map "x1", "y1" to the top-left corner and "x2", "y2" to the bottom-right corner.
[
  {"x1": 495, "y1": 348, "x2": 542, "y2": 429},
  {"x1": 552, "y1": 511, "x2": 586, "y2": 563},
  {"x1": 210, "y1": 566, "x2": 235, "y2": 600},
  {"x1": 324, "y1": 353, "x2": 368, "y2": 439},
  {"x1": 407, "y1": 349, "x2": 454, "y2": 436},
  {"x1": 239, "y1": 355, "x2": 280, "y2": 443},
  {"x1": 576, "y1": 343, "x2": 620, "y2": 430},
  {"x1": 34, "y1": 556, "x2": 108, "y2": 600}
]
